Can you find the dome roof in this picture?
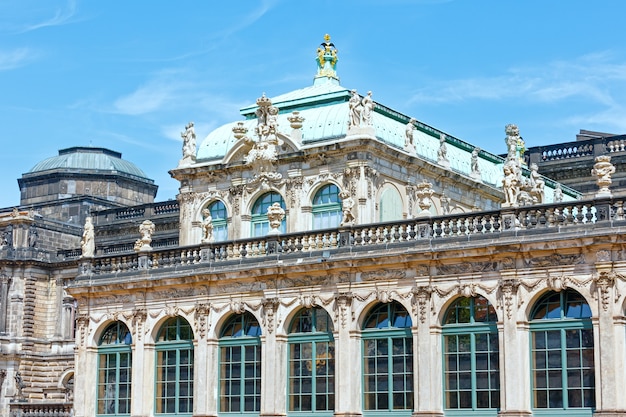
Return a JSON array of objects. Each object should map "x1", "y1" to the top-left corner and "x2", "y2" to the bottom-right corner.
[{"x1": 28, "y1": 147, "x2": 151, "y2": 180}]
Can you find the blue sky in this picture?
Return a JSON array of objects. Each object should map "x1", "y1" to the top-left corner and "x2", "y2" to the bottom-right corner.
[{"x1": 1, "y1": 0, "x2": 626, "y2": 208}]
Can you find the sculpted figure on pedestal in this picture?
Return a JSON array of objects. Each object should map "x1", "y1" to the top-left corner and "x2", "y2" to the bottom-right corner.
[
  {"x1": 201, "y1": 208, "x2": 214, "y2": 243},
  {"x1": 339, "y1": 191, "x2": 355, "y2": 226},
  {"x1": 348, "y1": 90, "x2": 362, "y2": 129},
  {"x1": 502, "y1": 165, "x2": 520, "y2": 207},
  {"x1": 80, "y1": 217, "x2": 95, "y2": 258},
  {"x1": 179, "y1": 122, "x2": 196, "y2": 166},
  {"x1": 361, "y1": 91, "x2": 374, "y2": 126},
  {"x1": 134, "y1": 220, "x2": 155, "y2": 252},
  {"x1": 404, "y1": 118, "x2": 415, "y2": 149}
]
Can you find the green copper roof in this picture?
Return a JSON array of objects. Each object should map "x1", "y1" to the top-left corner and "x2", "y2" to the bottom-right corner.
[{"x1": 28, "y1": 147, "x2": 152, "y2": 180}]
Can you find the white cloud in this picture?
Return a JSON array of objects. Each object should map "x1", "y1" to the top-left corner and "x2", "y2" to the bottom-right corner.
[
  {"x1": 113, "y1": 81, "x2": 178, "y2": 115},
  {"x1": 408, "y1": 52, "x2": 626, "y2": 107},
  {"x1": 0, "y1": 48, "x2": 35, "y2": 70},
  {"x1": 18, "y1": 0, "x2": 79, "y2": 33}
]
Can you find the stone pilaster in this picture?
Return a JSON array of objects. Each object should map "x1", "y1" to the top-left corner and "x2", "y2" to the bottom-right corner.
[
  {"x1": 334, "y1": 292, "x2": 361, "y2": 417},
  {"x1": 413, "y1": 285, "x2": 443, "y2": 417},
  {"x1": 130, "y1": 309, "x2": 148, "y2": 417},
  {"x1": 591, "y1": 269, "x2": 626, "y2": 416},
  {"x1": 260, "y1": 298, "x2": 286, "y2": 417},
  {"x1": 497, "y1": 276, "x2": 532, "y2": 417}
]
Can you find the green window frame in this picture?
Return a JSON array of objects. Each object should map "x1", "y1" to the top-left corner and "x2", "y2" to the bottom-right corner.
[
  {"x1": 312, "y1": 184, "x2": 342, "y2": 230},
  {"x1": 97, "y1": 321, "x2": 132, "y2": 416},
  {"x1": 251, "y1": 192, "x2": 286, "y2": 236},
  {"x1": 219, "y1": 312, "x2": 262, "y2": 414},
  {"x1": 288, "y1": 307, "x2": 335, "y2": 414},
  {"x1": 530, "y1": 290, "x2": 594, "y2": 415},
  {"x1": 208, "y1": 200, "x2": 228, "y2": 241},
  {"x1": 155, "y1": 317, "x2": 194, "y2": 416},
  {"x1": 442, "y1": 296, "x2": 500, "y2": 415},
  {"x1": 362, "y1": 301, "x2": 413, "y2": 414}
]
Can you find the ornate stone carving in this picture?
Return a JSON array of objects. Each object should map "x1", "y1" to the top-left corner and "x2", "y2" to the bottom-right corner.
[
  {"x1": 245, "y1": 94, "x2": 283, "y2": 173},
  {"x1": 376, "y1": 289, "x2": 394, "y2": 303},
  {"x1": 267, "y1": 203, "x2": 285, "y2": 235},
  {"x1": 286, "y1": 176, "x2": 304, "y2": 207},
  {"x1": 593, "y1": 271, "x2": 616, "y2": 312},
  {"x1": 288, "y1": 111, "x2": 304, "y2": 130},
  {"x1": 76, "y1": 313, "x2": 90, "y2": 347},
  {"x1": 194, "y1": 303, "x2": 211, "y2": 339},
  {"x1": 334, "y1": 292, "x2": 353, "y2": 328},
  {"x1": 412, "y1": 285, "x2": 433, "y2": 324},
  {"x1": 300, "y1": 294, "x2": 317, "y2": 309},
  {"x1": 228, "y1": 185, "x2": 244, "y2": 216},
  {"x1": 596, "y1": 250, "x2": 611, "y2": 262},
  {"x1": 591, "y1": 155, "x2": 616, "y2": 197},
  {"x1": 230, "y1": 299, "x2": 247, "y2": 315},
  {"x1": 526, "y1": 253, "x2": 583, "y2": 268},
  {"x1": 361, "y1": 270, "x2": 406, "y2": 281},
  {"x1": 131, "y1": 308, "x2": 147, "y2": 341},
  {"x1": 499, "y1": 279, "x2": 519, "y2": 320},
  {"x1": 262, "y1": 297, "x2": 280, "y2": 334},
  {"x1": 232, "y1": 121, "x2": 248, "y2": 140},
  {"x1": 134, "y1": 220, "x2": 155, "y2": 252},
  {"x1": 547, "y1": 274, "x2": 568, "y2": 292},
  {"x1": 415, "y1": 181, "x2": 434, "y2": 217}
]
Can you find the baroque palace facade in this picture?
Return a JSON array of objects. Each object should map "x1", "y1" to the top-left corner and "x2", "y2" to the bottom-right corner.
[{"x1": 3, "y1": 36, "x2": 626, "y2": 417}]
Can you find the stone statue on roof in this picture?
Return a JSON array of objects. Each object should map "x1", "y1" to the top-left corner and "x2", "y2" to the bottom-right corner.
[
  {"x1": 316, "y1": 34, "x2": 339, "y2": 80},
  {"x1": 179, "y1": 122, "x2": 196, "y2": 166}
]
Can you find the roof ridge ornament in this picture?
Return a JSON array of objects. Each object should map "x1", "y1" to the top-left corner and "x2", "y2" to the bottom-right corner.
[{"x1": 314, "y1": 34, "x2": 339, "y2": 85}]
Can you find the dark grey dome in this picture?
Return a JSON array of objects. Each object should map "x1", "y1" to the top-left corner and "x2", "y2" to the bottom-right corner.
[{"x1": 29, "y1": 147, "x2": 150, "y2": 179}]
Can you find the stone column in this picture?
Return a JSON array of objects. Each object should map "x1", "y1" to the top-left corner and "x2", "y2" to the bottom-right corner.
[
  {"x1": 260, "y1": 298, "x2": 286, "y2": 417},
  {"x1": 497, "y1": 277, "x2": 532, "y2": 417},
  {"x1": 333, "y1": 293, "x2": 361, "y2": 417},
  {"x1": 591, "y1": 270, "x2": 626, "y2": 416}
]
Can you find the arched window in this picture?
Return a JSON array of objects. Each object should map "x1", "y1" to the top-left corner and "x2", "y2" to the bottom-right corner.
[
  {"x1": 379, "y1": 187, "x2": 403, "y2": 222},
  {"x1": 288, "y1": 307, "x2": 335, "y2": 413},
  {"x1": 155, "y1": 317, "x2": 194, "y2": 415},
  {"x1": 312, "y1": 184, "x2": 342, "y2": 229},
  {"x1": 530, "y1": 290, "x2": 594, "y2": 411},
  {"x1": 219, "y1": 312, "x2": 262, "y2": 413},
  {"x1": 97, "y1": 322, "x2": 132, "y2": 416},
  {"x1": 208, "y1": 200, "x2": 228, "y2": 241},
  {"x1": 442, "y1": 296, "x2": 500, "y2": 412},
  {"x1": 251, "y1": 192, "x2": 286, "y2": 236},
  {"x1": 362, "y1": 301, "x2": 413, "y2": 412}
]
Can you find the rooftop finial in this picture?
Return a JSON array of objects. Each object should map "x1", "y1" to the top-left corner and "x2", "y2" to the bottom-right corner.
[{"x1": 314, "y1": 34, "x2": 339, "y2": 85}]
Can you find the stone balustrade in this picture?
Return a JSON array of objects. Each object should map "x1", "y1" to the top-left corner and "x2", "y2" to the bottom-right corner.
[
  {"x1": 77, "y1": 196, "x2": 622, "y2": 277},
  {"x1": 10, "y1": 403, "x2": 72, "y2": 417}
]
